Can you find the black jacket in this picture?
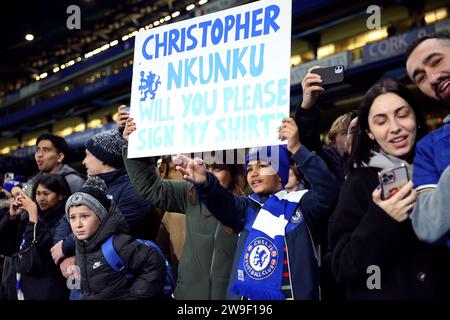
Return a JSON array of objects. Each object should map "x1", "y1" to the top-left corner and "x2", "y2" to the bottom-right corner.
[
  {"x1": 98, "y1": 168, "x2": 158, "y2": 240},
  {"x1": 294, "y1": 103, "x2": 346, "y2": 300},
  {"x1": 0, "y1": 202, "x2": 70, "y2": 300},
  {"x1": 59, "y1": 167, "x2": 159, "y2": 257},
  {"x1": 294, "y1": 105, "x2": 345, "y2": 185},
  {"x1": 75, "y1": 203, "x2": 166, "y2": 300},
  {"x1": 328, "y1": 167, "x2": 450, "y2": 299}
]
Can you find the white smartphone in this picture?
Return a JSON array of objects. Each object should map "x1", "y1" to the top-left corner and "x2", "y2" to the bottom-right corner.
[
  {"x1": 4, "y1": 172, "x2": 14, "y2": 181},
  {"x1": 378, "y1": 164, "x2": 409, "y2": 200}
]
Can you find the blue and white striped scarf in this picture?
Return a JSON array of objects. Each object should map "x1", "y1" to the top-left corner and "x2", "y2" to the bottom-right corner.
[{"x1": 230, "y1": 189, "x2": 307, "y2": 300}]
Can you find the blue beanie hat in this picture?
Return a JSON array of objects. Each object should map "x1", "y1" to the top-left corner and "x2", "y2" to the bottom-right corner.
[
  {"x1": 3, "y1": 181, "x2": 20, "y2": 193},
  {"x1": 244, "y1": 145, "x2": 291, "y2": 187}
]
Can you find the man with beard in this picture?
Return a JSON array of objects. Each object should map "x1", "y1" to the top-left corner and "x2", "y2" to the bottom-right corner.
[{"x1": 405, "y1": 32, "x2": 450, "y2": 245}]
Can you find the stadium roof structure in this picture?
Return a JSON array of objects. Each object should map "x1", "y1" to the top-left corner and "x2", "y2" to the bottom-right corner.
[{"x1": 0, "y1": 0, "x2": 195, "y2": 93}]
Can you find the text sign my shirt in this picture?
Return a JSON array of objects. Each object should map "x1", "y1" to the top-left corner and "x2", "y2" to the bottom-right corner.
[{"x1": 128, "y1": 0, "x2": 292, "y2": 158}]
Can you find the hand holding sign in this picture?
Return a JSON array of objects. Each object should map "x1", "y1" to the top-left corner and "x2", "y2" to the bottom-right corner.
[
  {"x1": 278, "y1": 118, "x2": 301, "y2": 154},
  {"x1": 117, "y1": 105, "x2": 130, "y2": 127},
  {"x1": 173, "y1": 154, "x2": 207, "y2": 186},
  {"x1": 123, "y1": 118, "x2": 136, "y2": 142},
  {"x1": 128, "y1": 0, "x2": 292, "y2": 158}
]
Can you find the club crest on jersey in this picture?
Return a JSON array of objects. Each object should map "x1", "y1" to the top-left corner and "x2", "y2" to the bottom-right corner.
[
  {"x1": 290, "y1": 210, "x2": 304, "y2": 224},
  {"x1": 243, "y1": 237, "x2": 278, "y2": 280}
]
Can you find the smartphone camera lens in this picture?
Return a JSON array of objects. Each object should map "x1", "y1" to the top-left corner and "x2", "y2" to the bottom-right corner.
[{"x1": 381, "y1": 172, "x2": 395, "y2": 183}]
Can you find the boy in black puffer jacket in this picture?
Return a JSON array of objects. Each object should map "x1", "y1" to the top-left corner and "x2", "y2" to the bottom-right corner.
[{"x1": 65, "y1": 176, "x2": 165, "y2": 300}]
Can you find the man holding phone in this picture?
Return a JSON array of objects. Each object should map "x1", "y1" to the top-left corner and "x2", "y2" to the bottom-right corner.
[{"x1": 405, "y1": 32, "x2": 450, "y2": 246}]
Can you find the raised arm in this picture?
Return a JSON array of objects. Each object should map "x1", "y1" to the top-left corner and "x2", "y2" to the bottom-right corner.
[
  {"x1": 174, "y1": 154, "x2": 248, "y2": 231},
  {"x1": 122, "y1": 117, "x2": 191, "y2": 213},
  {"x1": 294, "y1": 66, "x2": 325, "y2": 154},
  {"x1": 291, "y1": 145, "x2": 339, "y2": 232},
  {"x1": 279, "y1": 116, "x2": 339, "y2": 231}
]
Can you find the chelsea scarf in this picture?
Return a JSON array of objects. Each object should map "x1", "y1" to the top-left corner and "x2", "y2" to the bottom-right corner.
[{"x1": 230, "y1": 189, "x2": 307, "y2": 300}]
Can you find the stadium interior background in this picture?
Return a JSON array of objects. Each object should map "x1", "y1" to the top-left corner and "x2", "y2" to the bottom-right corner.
[{"x1": 1, "y1": 0, "x2": 449, "y2": 177}]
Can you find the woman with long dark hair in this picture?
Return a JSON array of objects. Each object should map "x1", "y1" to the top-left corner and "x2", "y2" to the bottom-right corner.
[
  {"x1": 328, "y1": 78, "x2": 450, "y2": 299},
  {"x1": 0, "y1": 174, "x2": 70, "y2": 300}
]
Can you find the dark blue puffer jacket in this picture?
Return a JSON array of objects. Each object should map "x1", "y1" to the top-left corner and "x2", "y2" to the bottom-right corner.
[{"x1": 56, "y1": 167, "x2": 158, "y2": 256}]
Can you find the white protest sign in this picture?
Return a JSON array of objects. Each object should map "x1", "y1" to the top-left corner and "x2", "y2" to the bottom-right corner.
[{"x1": 128, "y1": 0, "x2": 292, "y2": 158}]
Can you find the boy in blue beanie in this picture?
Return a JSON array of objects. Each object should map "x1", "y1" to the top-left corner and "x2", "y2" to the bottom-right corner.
[{"x1": 174, "y1": 118, "x2": 338, "y2": 300}]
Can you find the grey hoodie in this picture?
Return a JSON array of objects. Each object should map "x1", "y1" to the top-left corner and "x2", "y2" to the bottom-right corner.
[
  {"x1": 410, "y1": 114, "x2": 450, "y2": 244},
  {"x1": 30, "y1": 164, "x2": 84, "y2": 194},
  {"x1": 410, "y1": 165, "x2": 450, "y2": 243},
  {"x1": 55, "y1": 164, "x2": 85, "y2": 193}
]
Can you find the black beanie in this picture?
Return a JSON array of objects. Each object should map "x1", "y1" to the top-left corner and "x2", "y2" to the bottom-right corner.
[{"x1": 85, "y1": 129, "x2": 126, "y2": 168}]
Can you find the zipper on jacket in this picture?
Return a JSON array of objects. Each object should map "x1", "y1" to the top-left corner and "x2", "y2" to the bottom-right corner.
[
  {"x1": 284, "y1": 238, "x2": 295, "y2": 299},
  {"x1": 208, "y1": 222, "x2": 221, "y2": 300},
  {"x1": 82, "y1": 246, "x2": 92, "y2": 295},
  {"x1": 306, "y1": 225, "x2": 319, "y2": 263}
]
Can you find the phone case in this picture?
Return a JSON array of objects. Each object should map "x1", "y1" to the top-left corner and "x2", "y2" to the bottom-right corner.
[
  {"x1": 378, "y1": 164, "x2": 409, "y2": 200},
  {"x1": 22, "y1": 183, "x2": 33, "y2": 198},
  {"x1": 311, "y1": 65, "x2": 344, "y2": 85}
]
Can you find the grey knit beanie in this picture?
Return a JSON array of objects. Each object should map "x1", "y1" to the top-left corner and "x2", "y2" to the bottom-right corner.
[
  {"x1": 65, "y1": 176, "x2": 110, "y2": 223},
  {"x1": 85, "y1": 129, "x2": 126, "y2": 168}
]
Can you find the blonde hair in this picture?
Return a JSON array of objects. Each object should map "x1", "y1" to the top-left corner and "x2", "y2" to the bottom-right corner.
[{"x1": 328, "y1": 112, "x2": 352, "y2": 143}]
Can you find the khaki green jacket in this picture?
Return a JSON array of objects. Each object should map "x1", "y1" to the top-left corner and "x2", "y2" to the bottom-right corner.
[{"x1": 123, "y1": 146, "x2": 237, "y2": 299}]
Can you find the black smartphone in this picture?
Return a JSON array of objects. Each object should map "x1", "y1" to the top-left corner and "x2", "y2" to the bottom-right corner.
[
  {"x1": 311, "y1": 65, "x2": 344, "y2": 85},
  {"x1": 378, "y1": 164, "x2": 409, "y2": 200}
]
